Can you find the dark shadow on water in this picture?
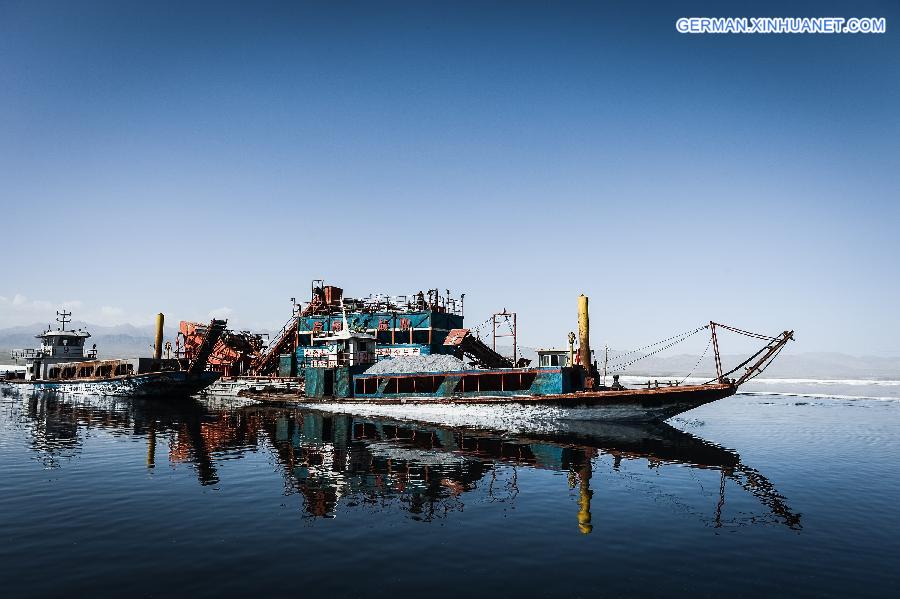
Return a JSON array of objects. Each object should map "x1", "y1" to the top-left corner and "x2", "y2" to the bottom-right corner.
[{"x1": 7, "y1": 388, "x2": 802, "y2": 531}]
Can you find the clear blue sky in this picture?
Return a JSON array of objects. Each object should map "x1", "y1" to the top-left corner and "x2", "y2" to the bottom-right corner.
[{"x1": 1, "y1": 0, "x2": 897, "y2": 355}]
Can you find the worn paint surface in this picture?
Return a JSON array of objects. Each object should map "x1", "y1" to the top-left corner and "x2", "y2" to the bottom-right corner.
[
  {"x1": 352, "y1": 367, "x2": 568, "y2": 398},
  {"x1": 278, "y1": 354, "x2": 296, "y2": 378},
  {"x1": 305, "y1": 367, "x2": 327, "y2": 398},
  {"x1": 300, "y1": 383, "x2": 737, "y2": 423},
  {"x1": 334, "y1": 367, "x2": 351, "y2": 398},
  {"x1": 296, "y1": 309, "x2": 462, "y2": 361},
  {"x1": 19, "y1": 370, "x2": 220, "y2": 397}
]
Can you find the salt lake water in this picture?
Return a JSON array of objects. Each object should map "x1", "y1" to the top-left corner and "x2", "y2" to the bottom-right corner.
[{"x1": 1, "y1": 379, "x2": 898, "y2": 598}]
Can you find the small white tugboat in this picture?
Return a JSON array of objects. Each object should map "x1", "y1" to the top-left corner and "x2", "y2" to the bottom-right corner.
[{"x1": 4, "y1": 311, "x2": 225, "y2": 398}]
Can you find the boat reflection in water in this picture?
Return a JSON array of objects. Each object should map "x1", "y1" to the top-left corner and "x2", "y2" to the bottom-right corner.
[{"x1": 13, "y1": 388, "x2": 801, "y2": 532}]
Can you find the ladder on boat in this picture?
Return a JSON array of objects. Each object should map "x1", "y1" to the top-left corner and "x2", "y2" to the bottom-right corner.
[
  {"x1": 250, "y1": 315, "x2": 299, "y2": 375},
  {"x1": 251, "y1": 292, "x2": 330, "y2": 375}
]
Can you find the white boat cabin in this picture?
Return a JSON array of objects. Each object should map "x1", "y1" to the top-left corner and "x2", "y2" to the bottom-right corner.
[{"x1": 14, "y1": 326, "x2": 95, "y2": 381}]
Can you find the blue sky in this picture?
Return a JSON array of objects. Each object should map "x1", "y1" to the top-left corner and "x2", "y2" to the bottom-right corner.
[{"x1": 1, "y1": 1, "x2": 897, "y2": 355}]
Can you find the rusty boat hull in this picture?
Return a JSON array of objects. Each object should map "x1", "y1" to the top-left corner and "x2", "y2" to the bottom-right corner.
[
  {"x1": 295, "y1": 382, "x2": 737, "y2": 425},
  {"x1": 5, "y1": 371, "x2": 221, "y2": 398}
]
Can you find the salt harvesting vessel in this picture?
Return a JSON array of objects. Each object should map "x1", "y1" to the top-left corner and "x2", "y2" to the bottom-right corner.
[
  {"x1": 4, "y1": 311, "x2": 225, "y2": 397},
  {"x1": 193, "y1": 281, "x2": 794, "y2": 423}
]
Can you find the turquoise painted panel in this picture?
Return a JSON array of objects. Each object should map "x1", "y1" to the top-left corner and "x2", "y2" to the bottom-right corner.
[
  {"x1": 351, "y1": 368, "x2": 568, "y2": 399},
  {"x1": 278, "y1": 353, "x2": 296, "y2": 378},
  {"x1": 297, "y1": 310, "x2": 464, "y2": 355},
  {"x1": 529, "y1": 370, "x2": 565, "y2": 395},
  {"x1": 305, "y1": 367, "x2": 326, "y2": 398},
  {"x1": 334, "y1": 367, "x2": 352, "y2": 398}
]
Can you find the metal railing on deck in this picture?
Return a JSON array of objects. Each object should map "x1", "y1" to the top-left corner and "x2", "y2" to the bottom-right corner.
[{"x1": 9, "y1": 348, "x2": 44, "y2": 360}]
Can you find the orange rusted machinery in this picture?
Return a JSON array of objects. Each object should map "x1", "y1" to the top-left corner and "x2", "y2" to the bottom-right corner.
[{"x1": 178, "y1": 321, "x2": 266, "y2": 377}]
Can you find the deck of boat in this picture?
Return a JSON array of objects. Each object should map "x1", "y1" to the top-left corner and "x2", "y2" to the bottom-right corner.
[{"x1": 298, "y1": 382, "x2": 736, "y2": 406}]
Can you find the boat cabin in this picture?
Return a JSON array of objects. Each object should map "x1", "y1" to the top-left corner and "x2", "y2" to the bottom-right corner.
[
  {"x1": 298, "y1": 324, "x2": 377, "y2": 369},
  {"x1": 37, "y1": 328, "x2": 92, "y2": 359},
  {"x1": 9, "y1": 312, "x2": 178, "y2": 382},
  {"x1": 14, "y1": 325, "x2": 95, "y2": 381},
  {"x1": 536, "y1": 349, "x2": 571, "y2": 368}
]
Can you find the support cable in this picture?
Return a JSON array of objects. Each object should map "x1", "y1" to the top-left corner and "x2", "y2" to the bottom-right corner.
[
  {"x1": 607, "y1": 326, "x2": 708, "y2": 373},
  {"x1": 710, "y1": 322, "x2": 776, "y2": 341},
  {"x1": 679, "y1": 336, "x2": 712, "y2": 385},
  {"x1": 606, "y1": 325, "x2": 709, "y2": 367}
]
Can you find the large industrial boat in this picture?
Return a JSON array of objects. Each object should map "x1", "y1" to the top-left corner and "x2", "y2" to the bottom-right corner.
[
  {"x1": 212, "y1": 281, "x2": 794, "y2": 423},
  {"x1": 4, "y1": 311, "x2": 225, "y2": 397}
]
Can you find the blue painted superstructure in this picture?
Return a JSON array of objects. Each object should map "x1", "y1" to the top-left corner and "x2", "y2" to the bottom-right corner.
[
  {"x1": 288, "y1": 285, "x2": 466, "y2": 372},
  {"x1": 352, "y1": 367, "x2": 572, "y2": 399},
  {"x1": 284, "y1": 283, "x2": 573, "y2": 400},
  {"x1": 296, "y1": 309, "x2": 463, "y2": 367}
]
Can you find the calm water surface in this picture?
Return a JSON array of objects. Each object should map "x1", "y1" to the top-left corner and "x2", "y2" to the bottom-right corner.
[{"x1": 1, "y1": 383, "x2": 898, "y2": 598}]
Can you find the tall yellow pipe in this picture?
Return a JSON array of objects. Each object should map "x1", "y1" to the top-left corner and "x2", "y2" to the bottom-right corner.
[
  {"x1": 147, "y1": 424, "x2": 156, "y2": 469},
  {"x1": 578, "y1": 460, "x2": 593, "y2": 535},
  {"x1": 154, "y1": 313, "x2": 164, "y2": 360},
  {"x1": 577, "y1": 295, "x2": 591, "y2": 376}
]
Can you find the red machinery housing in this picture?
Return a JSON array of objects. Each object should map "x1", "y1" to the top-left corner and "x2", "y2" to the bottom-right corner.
[{"x1": 178, "y1": 321, "x2": 265, "y2": 377}]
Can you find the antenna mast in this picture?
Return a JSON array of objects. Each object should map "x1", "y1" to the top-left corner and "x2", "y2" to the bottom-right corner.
[{"x1": 56, "y1": 310, "x2": 71, "y2": 331}]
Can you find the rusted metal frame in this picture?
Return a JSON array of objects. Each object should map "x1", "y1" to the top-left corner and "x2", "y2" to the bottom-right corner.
[
  {"x1": 252, "y1": 314, "x2": 300, "y2": 373},
  {"x1": 513, "y1": 312, "x2": 516, "y2": 365},
  {"x1": 734, "y1": 331, "x2": 794, "y2": 386},
  {"x1": 709, "y1": 346, "x2": 768, "y2": 384},
  {"x1": 708, "y1": 330, "x2": 794, "y2": 385},
  {"x1": 491, "y1": 310, "x2": 517, "y2": 365},
  {"x1": 710, "y1": 322, "x2": 723, "y2": 382},
  {"x1": 42, "y1": 357, "x2": 141, "y2": 381},
  {"x1": 187, "y1": 319, "x2": 228, "y2": 375},
  {"x1": 710, "y1": 322, "x2": 776, "y2": 341},
  {"x1": 492, "y1": 316, "x2": 496, "y2": 352}
]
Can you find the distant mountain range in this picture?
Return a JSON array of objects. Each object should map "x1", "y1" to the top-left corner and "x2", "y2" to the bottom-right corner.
[
  {"x1": 0, "y1": 321, "x2": 172, "y2": 362},
  {"x1": 2, "y1": 322, "x2": 898, "y2": 379},
  {"x1": 607, "y1": 351, "x2": 900, "y2": 380},
  {"x1": 0, "y1": 321, "x2": 286, "y2": 365},
  {"x1": 491, "y1": 346, "x2": 900, "y2": 380}
]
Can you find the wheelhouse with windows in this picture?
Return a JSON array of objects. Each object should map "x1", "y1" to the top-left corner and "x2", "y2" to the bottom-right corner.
[
  {"x1": 536, "y1": 349, "x2": 571, "y2": 368},
  {"x1": 12, "y1": 322, "x2": 95, "y2": 381}
]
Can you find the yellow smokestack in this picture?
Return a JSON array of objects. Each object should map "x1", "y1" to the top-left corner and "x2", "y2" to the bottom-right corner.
[
  {"x1": 154, "y1": 313, "x2": 164, "y2": 360},
  {"x1": 578, "y1": 295, "x2": 591, "y2": 377}
]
